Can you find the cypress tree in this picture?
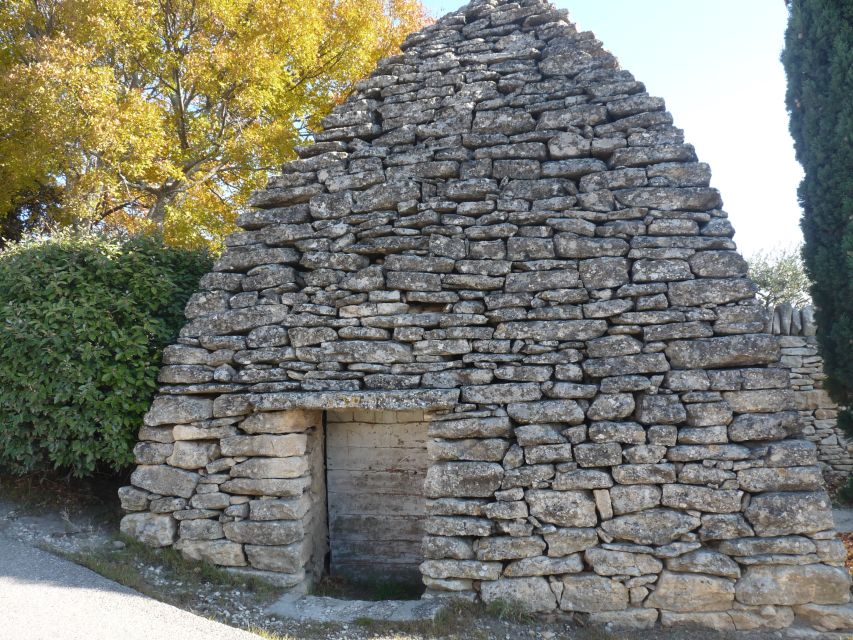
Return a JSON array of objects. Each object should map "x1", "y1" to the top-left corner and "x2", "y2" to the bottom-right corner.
[{"x1": 782, "y1": 0, "x2": 853, "y2": 434}]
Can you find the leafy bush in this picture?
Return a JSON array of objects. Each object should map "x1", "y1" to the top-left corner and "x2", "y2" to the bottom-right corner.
[{"x1": 0, "y1": 232, "x2": 211, "y2": 476}]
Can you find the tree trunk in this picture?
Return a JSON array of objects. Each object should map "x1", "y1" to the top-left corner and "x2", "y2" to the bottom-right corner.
[
  {"x1": 147, "y1": 185, "x2": 182, "y2": 226},
  {"x1": 147, "y1": 196, "x2": 168, "y2": 226}
]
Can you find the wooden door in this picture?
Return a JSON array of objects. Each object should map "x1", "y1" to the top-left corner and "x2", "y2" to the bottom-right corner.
[{"x1": 325, "y1": 409, "x2": 429, "y2": 582}]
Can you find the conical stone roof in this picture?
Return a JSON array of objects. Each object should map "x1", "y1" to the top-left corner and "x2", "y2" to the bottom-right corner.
[{"x1": 119, "y1": 0, "x2": 853, "y2": 630}]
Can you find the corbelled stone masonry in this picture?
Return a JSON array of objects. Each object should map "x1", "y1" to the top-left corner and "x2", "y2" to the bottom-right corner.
[
  {"x1": 119, "y1": 0, "x2": 853, "y2": 632},
  {"x1": 767, "y1": 303, "x2": 852, "y2": 479}
]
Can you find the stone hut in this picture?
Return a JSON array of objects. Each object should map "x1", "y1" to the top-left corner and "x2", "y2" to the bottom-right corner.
[{"x1": 118, "y1": 0, "x2": 853, "y2": 631}]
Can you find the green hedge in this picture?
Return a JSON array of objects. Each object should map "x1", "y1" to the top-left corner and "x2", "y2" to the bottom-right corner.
[{"x1": 0, "y1": 232, "x2": 211, "y2": 476}]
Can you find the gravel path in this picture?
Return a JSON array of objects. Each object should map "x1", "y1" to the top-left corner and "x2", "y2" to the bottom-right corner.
[{"x1": 0, "y1": 531, "x2": 263, "y2": 640}]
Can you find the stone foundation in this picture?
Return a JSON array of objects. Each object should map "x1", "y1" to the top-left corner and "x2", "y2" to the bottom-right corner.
[{"x1": 119, "y1": 0, "x2": 853, "y2": 631}]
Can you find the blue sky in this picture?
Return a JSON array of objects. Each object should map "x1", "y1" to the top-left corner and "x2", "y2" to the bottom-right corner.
[{"x1": 420, "y1": 0, "x2": 801, "y2": 257}]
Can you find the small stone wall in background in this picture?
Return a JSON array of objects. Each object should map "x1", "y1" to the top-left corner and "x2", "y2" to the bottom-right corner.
[{"x1": 767, "y1": 303, "x2": 851, "y2": 481}]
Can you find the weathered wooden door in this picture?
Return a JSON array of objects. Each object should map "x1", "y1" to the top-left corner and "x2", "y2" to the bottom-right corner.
[{"x1": 325, "y1": 409, "x2": 429, "y2": 582}]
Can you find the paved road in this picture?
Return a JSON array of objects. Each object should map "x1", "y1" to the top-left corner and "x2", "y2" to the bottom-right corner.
[{"x1": 0, "y1": 533, "x2": 262, "y2": 640}]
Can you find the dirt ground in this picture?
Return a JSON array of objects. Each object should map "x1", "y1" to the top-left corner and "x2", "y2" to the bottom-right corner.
[{"x1": 0, "y1": 473, "x2": 848, "y2": 640}]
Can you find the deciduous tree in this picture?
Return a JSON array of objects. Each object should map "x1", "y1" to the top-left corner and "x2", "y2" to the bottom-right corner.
[
  {"x1": 0, "y1": 0, "x2": 428, "y2": 249},
  {"x1": 746, "y1": 245, "x2": 812, "y2": 308}
]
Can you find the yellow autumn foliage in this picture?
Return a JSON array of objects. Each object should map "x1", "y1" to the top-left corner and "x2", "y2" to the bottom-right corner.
[{"x1": 0, "y1": 0, "x2": 429, "y2": 249}]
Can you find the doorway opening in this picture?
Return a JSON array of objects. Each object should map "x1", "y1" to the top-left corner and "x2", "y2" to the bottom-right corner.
[{"x1": 322, "y1": 408, "x2": 430, "y2": 596}]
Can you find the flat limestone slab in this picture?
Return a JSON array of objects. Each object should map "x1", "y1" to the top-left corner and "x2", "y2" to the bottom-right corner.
[
  {"x1": 250, "y1": 389, "x2": 460, "y2": 411},
  {"x1": 266, "y1": 593, "x2": 444, "y2": 623}
]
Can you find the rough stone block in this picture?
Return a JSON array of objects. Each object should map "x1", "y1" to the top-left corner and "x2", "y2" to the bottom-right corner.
[
  {"x1": 661, "y1": 484, "x2": 743, "y2": 513},
  {"x1": 219, "y1": 477, "x2": 310, "y2": 497},
  {"x1": 666, "y1": 335, "x2": 780, "y2": 369},
  {"x1": 429, "y1": 416, "x2": 511, "y2": 439},
  {"x1": 480, "y1": 577, "x2": 557, "y2": 613},
  {"x1": 612, "y1": 464, "x2": 677, "y2": 485},
  {"x1": 476, "y1": 536, "x2": 545, "y2": 561},
  {"x1": 600, "y1": 508, "x2": 700, "y2": 545},
  {"x1": 503, "y1": 555, "x2": 584, "y2": 577},
  {"x1": 609, "y1": 484, "x2": 661, "y2": 515},
  {"x1": 793, "y1": 603, "x2": 853, "y2": 632},
  {"x1": 666, "y1": 550, "x2": 741, "y2": 579},
  {"x1": 424, "y1": 462, "x2": 504, "y2": 498},
  {"x1": 587, "y1": 394, "x2": 635, "y2": 421},
  {"x1": 166, "y1": 442, "x2": 219, "y2": 470},
  {"x1": 425, "y1": 516, "x2": 492, "y2": 537},
  {"x1": 131, "y1": 465, "x2": 199, "y2": 499},
  {"x1": 574, "y1": 443, "x2": 622, "y2": 467},
  {"x1": 245, "y1": 543, "x2": 307, "y2": 572},
  {"x1": 507, "y1": 400, "x2": 585, "y2": 424},
  {"x1": 728, "y1": 411, "x2": 799, "y2": 442},
  {"x1": 240, "y1": 410, "x2": 321, "y2": 434},
  {"x1": 736, "y1": 466, "x2": 823, "y2": 492},
  {"x1": 635, "y1": 395, "x2": 686, "y2": 425},
  {"x1": 588, "y1": 421, "x2": 646, "y2": 444},
  {"x1": 230, "y1": 457, "x2": 310, "y2": 479},
  {"x1": 560, "y1": 574, "x2": 629, "y2": 613},
  {"x1": 174, "y1": 539, "x2": 246, "y2": 566},
  {"x1": 544, "y1": 528, "x2": 599, "y2": 556},
  {"x1": 144, "y1": 396, "x2": 213, "y2": 426},
  {"x1": 118, "y1": 486, "x2": 150, "y2": 511},
  {"x1": 646, "y1": 571, "x2": 735, "y2": 612},
  {"x1": 420, "y1": 560, "x2": 502, "y2": 581},
  {"x1": 220, "y1": 434, "x2": 308, "y2": 458},
  {"x1": 667, "y1": 278, "x2": 756, "y2": 306},
  {"x1": 736, "y1": 564, "x2": 851, "y2": 606},
  {"x1": 526, "y1": 490, "x2": 597, "y2": 527},
  {"x1": 460, "y1": 383, "x2": 542, "y2": 404},
  {"x1": 423, "y1": 536, "x2": 475, "y2": 561},
  {"x1": 727, "y1": 389, "x2": 797, "y2": 415},
  {"x1": 120, "y1": 513, "x2": 177, "y2": 547},
  {"x1": 659, "y1": 611, "x2": 735, "y2": 631},
  {"x1": 553, "y1": 469, "x2": 613, "y2": 490},
  {"x1": 585, "y1": 548, "x2": 662, "y2": 576},
  {"x1": 178, "y1": 518, "x2": 223, "y2": 541},
  {"x1": 744, "y1": 491, "x2": 834, "y2": 536},
  {"x1": 430, "y1": 438, "x2": 510, "y2": 462},
  {"x1": 223, "y1": 520, "x2": 303, "y2": 546},
  {"x1": 718, "y1": 536, "x2": 816, "y2": 556}
]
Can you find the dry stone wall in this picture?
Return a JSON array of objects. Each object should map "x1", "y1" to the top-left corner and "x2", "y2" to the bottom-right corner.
[
  {"x1": 766, "y1": 303, "x2": 852, "y2": 478},
  {"x1": 119, "y1": 0, "x2": 853, "y2": 632}
]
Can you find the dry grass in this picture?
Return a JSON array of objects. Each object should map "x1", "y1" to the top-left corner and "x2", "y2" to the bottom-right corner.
[
  {"x1": 245, "y1": 626, "x2": 297, "y2": 640},
  {"x1": 53, "y1": 534, "x2": 280, "y2": 607}
]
